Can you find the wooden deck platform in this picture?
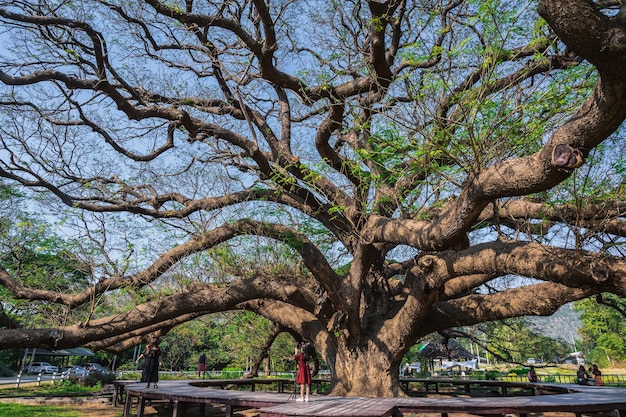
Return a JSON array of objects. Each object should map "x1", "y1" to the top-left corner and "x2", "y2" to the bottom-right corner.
[
  {"x1": 121, "y1": 379, "x2": 626, "y2": 417},
  {"x1": 259, "y1": 397, "x2": 402, "y2": 417}
]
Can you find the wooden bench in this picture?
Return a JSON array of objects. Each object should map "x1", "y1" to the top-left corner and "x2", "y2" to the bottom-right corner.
[
  {"x1": 401, "y1": 377, "x2": 574, "y2": 396},
  {"x1": 190, "y1": 377, "x2": 329, "y2": 393}
]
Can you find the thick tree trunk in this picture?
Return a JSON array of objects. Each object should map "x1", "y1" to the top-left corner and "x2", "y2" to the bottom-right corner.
[{"x1": 329, "y1": 341, "x2": 401, "y2": 397}]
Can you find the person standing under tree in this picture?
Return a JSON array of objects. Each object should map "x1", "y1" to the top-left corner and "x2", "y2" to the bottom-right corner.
[
  {"x1": 294, "y1": 342, "x2": 312, "y2": 402},
  {"x1": 197, "y1": 353, "x2": 207, "y2": 379},
  {"x1": 135, "y1": 337, "x2": 162, "y2": 388}
]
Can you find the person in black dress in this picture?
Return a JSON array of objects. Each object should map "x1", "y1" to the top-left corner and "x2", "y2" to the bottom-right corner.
[{"x1": 135, "y1": 337, "x2": 162, "y2": 388}]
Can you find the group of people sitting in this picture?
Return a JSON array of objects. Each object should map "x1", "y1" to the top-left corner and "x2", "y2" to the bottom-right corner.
[
  {"x1": 527, "y1": 364, "x2": 604, "y2": 386},
  {"x1": 577, "y1": 364, "x2": 604, "y2": 386}
]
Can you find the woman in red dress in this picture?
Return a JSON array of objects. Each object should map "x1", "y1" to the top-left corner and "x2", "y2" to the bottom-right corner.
[{"x1": 294, "y1": 343, "x2": 311, "y2": 401}]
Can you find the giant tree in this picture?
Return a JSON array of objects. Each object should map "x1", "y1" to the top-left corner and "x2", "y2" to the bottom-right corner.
[{"x1": 0, "y1": 0, "x2": 625, "y2": 397}]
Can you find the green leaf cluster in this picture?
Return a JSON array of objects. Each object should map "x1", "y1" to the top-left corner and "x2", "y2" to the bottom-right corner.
[
  {"x1": 574, "y1": 296, "x2": 626, "y2": 367},
  {"x1": 0, "y1": 183, "x2": 91, "y2": 328}
]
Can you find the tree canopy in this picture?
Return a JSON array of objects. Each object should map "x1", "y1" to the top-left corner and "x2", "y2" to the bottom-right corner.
[
  {"x1": 575, "y1": 294, "x2": 626, "y2": 367},
  {"x1": 0, "y1": 0, "x2": 625, "y2": 397}
]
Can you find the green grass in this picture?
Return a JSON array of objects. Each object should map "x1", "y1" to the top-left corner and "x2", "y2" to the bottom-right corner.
[
  {"x1": 0, "y1": 403, "x2": 83, "y2": 417},
  {"x1": 0, "y1": 380, "x2": 102, "y2": 397}
]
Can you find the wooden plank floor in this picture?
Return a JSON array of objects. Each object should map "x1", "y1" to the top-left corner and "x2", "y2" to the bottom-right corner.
[
  {"x1": 260, "y1": 397, "x2": 401, "y2": 417},
  {"x1": 122, "y1": 380, "x2": 626, "y2": 417}
]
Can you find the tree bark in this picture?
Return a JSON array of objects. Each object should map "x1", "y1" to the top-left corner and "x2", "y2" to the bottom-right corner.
[{"x1": 330, "y1": 340, "x2": 401, "y2": 397}]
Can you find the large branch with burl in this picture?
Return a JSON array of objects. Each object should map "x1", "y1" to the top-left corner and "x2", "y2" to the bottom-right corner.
[{"x1": 551, "y1": 143, "x2": 584, "y2": 170}]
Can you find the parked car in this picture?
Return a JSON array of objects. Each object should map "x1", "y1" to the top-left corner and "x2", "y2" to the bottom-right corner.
[
  {"x1": 61, "y1": 365, "x2": 89, "y2": 378},
  {"x1": 83, "y1": 362, "x2": 108, "y2": 374},
  {"x1": 28, "y1": 361, "x2": 59, "y2": 374}
]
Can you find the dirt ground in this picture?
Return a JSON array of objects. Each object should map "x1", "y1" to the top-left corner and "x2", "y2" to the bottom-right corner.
[{"x1": 67, "y1": 400, "x2": 125, "y2": 417}]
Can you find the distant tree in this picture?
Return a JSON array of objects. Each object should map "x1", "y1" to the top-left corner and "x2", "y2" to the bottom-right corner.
[
  {"x1": 0, "y1": 182, "x2": 92, "y2": 329},
  {"x1": 456, "y1": 320, "x2": 570, "y2": 365},
  {"x1": 159, "y1": 323, "x2": 201, "y2": 371},
  {"x1": 0, "y1": 0, "x2": 625, "y2": 397},
  {"x1": 400, "y1": 343, "x2": 427, "y2": 372},
  {"x1": 574, "y1": 295, "x2": 626, "y2": 367}
]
